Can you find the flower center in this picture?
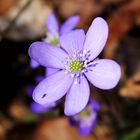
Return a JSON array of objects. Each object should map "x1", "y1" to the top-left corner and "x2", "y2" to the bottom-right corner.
[
  {"x1": 50, "y1": 39, "x2": 59, "y2": 46},
  {"x1": 43, "y1": 32, "x2": 60, "y2": 46},
  {"x1": 69, "y1": 60, "x2": 83, "y2": 72},
  {"x1": 63, "y1": 50, "x2": 94, "y2": 77},
  {"x1": 80, "y1": 109, "x2": 89, "y2": 116}
]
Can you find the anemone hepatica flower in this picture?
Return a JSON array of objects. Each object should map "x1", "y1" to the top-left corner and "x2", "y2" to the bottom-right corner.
[
  {"x1": 27, "y1": 77, "x2": 58, "y2": 114},
  {"x1": 30, "y1": 102, "x2": 57, "y2": 114},
  {"x1": 69, "y1": 99, "x2": 100, "y2": 136},
  {"x1": 30, "y1": 13, "x2": 80, "y2": 68},
  {"x1": 29, "y1": 17, "x2": 121, "y2": 116}
]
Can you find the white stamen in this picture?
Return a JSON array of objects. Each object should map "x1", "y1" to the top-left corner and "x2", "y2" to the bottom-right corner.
[
  {"x1": 62, "y1": 50, "x2": 93, "y2": 79},
  {"x1": 70, "y1": 73, "x2": 75, "y2": 78},
  {"x1": 74, "y1": 80, "x2": 78, "y2": 84}
]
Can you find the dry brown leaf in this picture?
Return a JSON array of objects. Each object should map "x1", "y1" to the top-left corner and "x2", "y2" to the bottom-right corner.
[
  {"x1": 104, "y1": 0, "x2": 140, "y2": 58},
  {"x1": 0, "y1": 0, "x2": 16, "y2": 15},
  {"x1": 0, "y1": 0, "x2": 51, "y2": 40},
  {"x1": 34, "y1": 117, "x2": 95, "y2": 140},
  {"x1": 120, "y1": 66, "x2": 140, "y2": 98}
]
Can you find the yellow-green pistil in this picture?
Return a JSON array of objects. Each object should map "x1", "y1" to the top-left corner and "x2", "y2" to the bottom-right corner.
[
  {"x1": 69, "y1": 60, "x2": 83, "y2": 71},
  {"x1": 80, "y1": 109, "x2": 89, "y2": 116},
  {"x1": 50, "y1": 39, "x2": 59, "y2": 46}
]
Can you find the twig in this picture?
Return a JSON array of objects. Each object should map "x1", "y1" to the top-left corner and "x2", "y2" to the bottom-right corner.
[{"x1": 0, "y1": 0, "x2": 33, "y2": 40}]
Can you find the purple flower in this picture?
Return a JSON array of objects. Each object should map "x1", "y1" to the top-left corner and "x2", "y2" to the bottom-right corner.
[
  {"x1": 30, "y1": 102, "x2": 57, "y2": 114},
  {"x1": 26, "y1": 77, "x2": 57, "y2": 114},
  {"x1": 26, "y1": 75, "x2": 45, "y2": 97},
  {"x1": 30, "y1": 13, "x2": 80, "y2": 68},
  {"x1": 29, "y1": 17, "x2": 121, "y2": 116},
  {"x1": 69, "y1": 99, "x2": 100, "y2": 136}
]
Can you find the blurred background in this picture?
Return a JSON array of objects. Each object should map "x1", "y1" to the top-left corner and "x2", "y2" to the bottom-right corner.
[{"x1": 0, "y1": 0, "x2": 140, "y2": 140}]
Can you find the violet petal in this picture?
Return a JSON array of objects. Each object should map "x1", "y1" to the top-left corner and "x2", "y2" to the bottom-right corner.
[
  {"x1": 29, "y1": 41, "x2": 68, "y2": 69},
  {"x1": 64, "y1": 76, "x2": 90, "y2": 116},
  {"x1": 45, "y1": 67, "x2": 60, "y2": 77},
  {"x1": 46, "y1": 13, "x2": 59, "y2": 35},
  {"x1": 60, "y1": 15, "x2": 80, "y2": 35},
  {"x1": 30, "y1": 59, "x2": 40, "y2": 68},
  {"x1": 60, "y1": 30, "x2": 85, "y2": 56},
  {"x1": 85, "y1": 59, "x2": 121, "y2": 89},
  {"x1": 84, "y1": 17, "x2": 108, "y2": 61},
  {"x1": 33, "y1": 71, "x2": 73, "y2": 105}
]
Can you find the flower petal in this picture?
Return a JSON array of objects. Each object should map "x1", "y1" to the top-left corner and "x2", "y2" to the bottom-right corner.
[
  {"x1": 30, "y1": 102, "x2": 48, "y2": 114},
  {"x1": 29, "y1": 41, "x2": 68, "y2": 69},
  {"x1": 85, "y1": 59, "x2": 121, "y2": 89},
  {"x1": 30, "y1": 59, "x2": 40, "y2": 68},
  {"x1": 45, "y1": 68, "x2": 60, "y2": 77},
  {"x1": 89, "y1": 99, "x2": 100, "y2": 111},
  {"x1": 59, "y1": 30, "x2": 85, "y2": 56},
  {"x1": 60, "y1": 15, "x2": 80, "y2": 35},
  {"x1": 78, "y1": 114, "x2": 97, "y2": 136},
  {"x1": 30, "y1": 102, "x2": 57, "y2": 114},
  {"x1": 46, "y1": 13, "x2": 59, "y2": 35},
  {"x1": 84, "y1": 17, "x2": 108, "y2": 61},
  {"x1": 64, "y1": 76, "x2": 90, "y2": 116},
  {"x1": 33, "y1": 71, "x2": 73, "y2": 105},
  {"x1": 78, "y1": 125, "x2": 93, "y2": 136}
]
